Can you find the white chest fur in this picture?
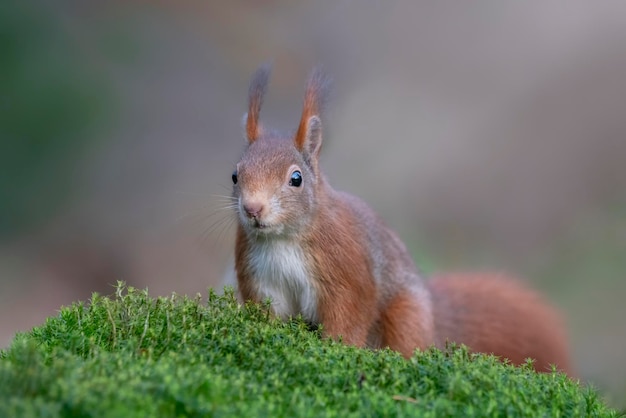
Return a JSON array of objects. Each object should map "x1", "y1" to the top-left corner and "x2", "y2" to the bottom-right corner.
[{"x1": 246, "y1": 239, "x2": 318, "y2": 322}]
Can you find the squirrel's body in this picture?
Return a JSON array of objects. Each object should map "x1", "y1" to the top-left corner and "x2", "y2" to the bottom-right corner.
[
  {"x1": 236, "y1": 180, "x2": 434, "y2": 352},
  {"x1": 232, "y1": 66, "x2": 571, "y2": 374}
]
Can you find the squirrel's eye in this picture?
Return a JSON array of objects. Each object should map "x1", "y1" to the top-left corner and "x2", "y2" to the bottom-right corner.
[
  {"x1": 289, "y1": 171, "x2": 302, "y2": 187},
  {"x1": 232, "y1": 171, "x2": 238, "y2": 185}
]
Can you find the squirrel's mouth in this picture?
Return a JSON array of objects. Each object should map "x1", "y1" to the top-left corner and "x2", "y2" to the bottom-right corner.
[
  {"x1": 238, "y1": 212, "x2": 272, "y2": 233},
  {"x1": 252, "y1": 219, "x2": 267, "y2": 229},
  {"x1": 247, "y1": 216, "x2": 271, "y2": 231},
  {"x1": 246, "y1": 218, "x2": 285, "y2": 236}
]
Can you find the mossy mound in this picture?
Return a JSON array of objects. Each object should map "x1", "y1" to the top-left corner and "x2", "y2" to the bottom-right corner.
[{"x1": 0, "y1": 284, "x2": 616, "y2": 417}]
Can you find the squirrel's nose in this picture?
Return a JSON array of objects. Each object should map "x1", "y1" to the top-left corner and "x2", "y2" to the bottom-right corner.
[{"x1": 243, "y1": 201, "x2": 264, "y2": 219}]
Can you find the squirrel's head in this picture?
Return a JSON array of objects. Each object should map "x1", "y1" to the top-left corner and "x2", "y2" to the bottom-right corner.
[{"x1": 232, "y1": 65, "x2": 330, "y2": 237}]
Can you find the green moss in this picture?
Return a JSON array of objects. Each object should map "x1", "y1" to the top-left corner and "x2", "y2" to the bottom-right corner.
[{"x1": 0, "y1": 284, "x2": 617, "y2": 417}]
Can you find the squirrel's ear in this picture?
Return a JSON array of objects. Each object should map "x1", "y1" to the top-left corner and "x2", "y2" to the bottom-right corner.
[
  {"x1": 294, "y1": 67, "x2": 330, "y2": 158},
  {"x1": 300, "y1": 115, "x2": 323, "y2": 160},
  {"x1": 242, "y1": 113, "x2": 263, "y2": 142},
  {"x1": 246, "y1": 64, "x2": 271, "y2": 143}
]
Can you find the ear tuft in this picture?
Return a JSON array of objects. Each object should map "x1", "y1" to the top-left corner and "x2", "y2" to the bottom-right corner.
[
  {"x1": 294, "y1": 67, "x2": 331, "y2": 152},
  {"x1": 246, "y1": 64, "x2": 271, "y2": 143}
]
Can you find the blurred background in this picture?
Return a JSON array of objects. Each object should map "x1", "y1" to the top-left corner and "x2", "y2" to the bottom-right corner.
[{"x1": 1, "y1": 0, "x2": 625, "y2": 408}]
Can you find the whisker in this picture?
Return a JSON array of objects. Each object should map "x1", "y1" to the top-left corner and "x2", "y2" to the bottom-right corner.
[
  {"x1": 212, "y1": 193, "x2": 236, "y2": 198},
  {"x1": 199, "y1": 214, "x2": 237, "y2": 244},
  {"x1": 179, "y1": 210, "x2": 238, "y2": 233},
  {"x1": 218, "y1": 184, "x2": 234, "y2": 193},
  {"x1": 172, "y1": 190, "x2": 212, "y2": 198},
  {"x1": 175, "y1": 201, "x2": 238, "y2": 223},
  {"x1": 211, "y1": 194, "x2": 237, "y2": 201},
  {"x1": 171, "y1": 183, "x2": 240, "y2": 248},
  {"x1": 213, "y1": 216, "x2": 237, "y2": 242}
]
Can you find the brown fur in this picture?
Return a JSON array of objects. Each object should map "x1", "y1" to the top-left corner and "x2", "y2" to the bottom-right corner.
[
  {"x1": 232, "y1": 65, "x2": 572, "y2": 376},
  {"x1": 305, "y1": 191, "x2": 381, "y2": 345},
  {"x1": 380, "y1": 291, "x2": 435, "y2": 358},
  {"x1": 234, "y1": 227, "x2": 258, "y2": 302}
]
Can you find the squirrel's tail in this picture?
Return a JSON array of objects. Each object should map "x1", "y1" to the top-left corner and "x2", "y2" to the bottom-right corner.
[{"x1": 428, "y1": 272, "x2": 573, "y2": 375}]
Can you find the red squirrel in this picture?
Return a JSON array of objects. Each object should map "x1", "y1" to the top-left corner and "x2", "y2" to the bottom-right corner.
[{"x1": 232, "y1": 65, "x2": 571, "y2": 374}]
